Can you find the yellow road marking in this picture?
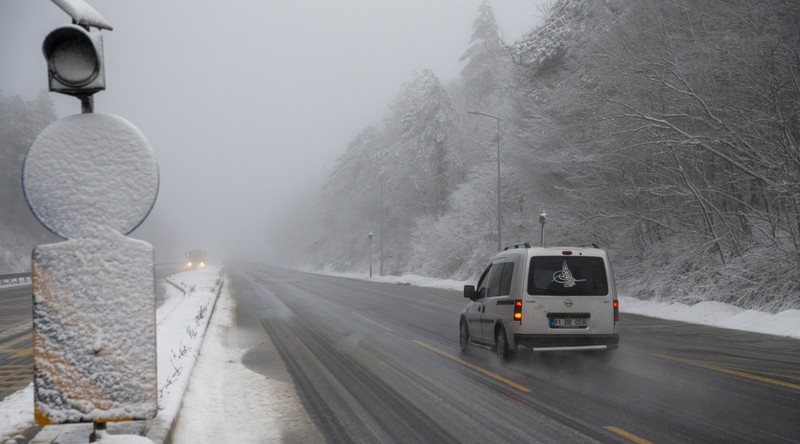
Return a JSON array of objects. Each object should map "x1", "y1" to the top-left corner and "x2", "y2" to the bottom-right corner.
[
  {"x1": 354, "y1": 313, "x2": 393, "y2": 332},
  {"x1": 0, "y1": 334, "x2": 31, "y2": 351},
  {"x1": 0, "y1": 365, "x2": 30, "y2": 371},
  {"x1": 604, "y1": 426, "x2": 654, "y2": 444},
  {"x1": 714, "y1": 366, "x2": 800, "y2": 381},
  {"x1": 0, "y1": 380, "x2": 31, "y2": 386},
  {"x1": 7, "y1": 346, "x2": 32, "y2": 360},
  {"x1": 413, "y1": 340, "x2": 531, "y2": 393},
  {"x1": 653, "y1": 353, "x2": 800, "y2": 391}
]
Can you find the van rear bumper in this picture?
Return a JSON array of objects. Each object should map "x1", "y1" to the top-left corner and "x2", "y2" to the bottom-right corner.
[{"x1": 514, "y1": 333, "x2": 619, "y2": 349}]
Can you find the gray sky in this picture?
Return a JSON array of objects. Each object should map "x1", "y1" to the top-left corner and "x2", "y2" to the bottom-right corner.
[{"x1": 1, "y1": 0, "x2": 546, "y2": 261}]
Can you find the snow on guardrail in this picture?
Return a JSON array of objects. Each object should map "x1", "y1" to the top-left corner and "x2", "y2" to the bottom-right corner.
[{"x1": 0, "y1": 273, "x2": 31, "y2": 287}]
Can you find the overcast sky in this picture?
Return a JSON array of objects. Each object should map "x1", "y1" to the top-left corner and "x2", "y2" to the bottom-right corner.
[{"x1": 1, "y1": 0, "x2": 546, "y2": 261}]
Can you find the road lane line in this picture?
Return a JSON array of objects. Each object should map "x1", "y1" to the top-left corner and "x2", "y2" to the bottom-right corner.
[
  {"x1": 413, "y1": 340, "x2": 531, "y2": 393},
  {"x1": 354, "y1": 313, "x2": 394, "y2": 332},
  {"x1": 653, "y1": 353, "x2": 800, "y2": 391},
  {"x1": 0, "y1": 334, "x2": 31, "y2": 351},
  {"x1": 7, "y1": 346, "x2": 32, "y2": 360},
  {"x1": 604, "y1": 426, "x2": 654, "y2": 444},
  {"x1": 0, "y1": 323, "x2": 30, "y2": 342}
]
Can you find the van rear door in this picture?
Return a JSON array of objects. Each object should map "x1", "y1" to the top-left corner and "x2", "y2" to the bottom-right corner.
[{"x1": 526, "y1": 255, "x2": 615, "y2": 334}]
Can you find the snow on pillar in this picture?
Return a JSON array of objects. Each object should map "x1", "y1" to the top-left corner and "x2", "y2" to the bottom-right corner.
[{"x1": 23, "y1": 113, "x2": 159, "y2": 424}]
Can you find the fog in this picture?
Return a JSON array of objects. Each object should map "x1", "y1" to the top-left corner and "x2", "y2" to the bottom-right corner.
[{"x1": 0, "y1": 0, "x2": 546, "y2": 263}]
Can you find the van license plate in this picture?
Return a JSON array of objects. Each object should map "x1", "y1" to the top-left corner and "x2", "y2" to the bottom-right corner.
[{"x1": 550, "y1": 318, "x2": 588, "y2": 328}]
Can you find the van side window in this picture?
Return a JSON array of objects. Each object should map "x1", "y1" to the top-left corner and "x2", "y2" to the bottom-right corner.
[
  {"x1": 486, "y1": 262, "x2": 505, "y2": 297},
  {"x1": 499, "y1": 262, "x2": 514, "y2": 296},
  {"x1": 485, "y1": 262, "x2": 514, "y2": 297},
  {"x1": 475, "y1": 266, "x2": 491, "y2": 299}
]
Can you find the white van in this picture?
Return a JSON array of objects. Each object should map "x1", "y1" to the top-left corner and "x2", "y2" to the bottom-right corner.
[{"x1": 459, "y1": 244, "x2": 619, "y2": 360}]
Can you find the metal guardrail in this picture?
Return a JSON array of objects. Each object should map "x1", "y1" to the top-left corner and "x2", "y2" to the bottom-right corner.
[
  {"x1": 0, "y1": 272, "x2": 32, "y2": 286},
  {"x1": 1, "y1": 264, "x2": 182, "y2": 288}
]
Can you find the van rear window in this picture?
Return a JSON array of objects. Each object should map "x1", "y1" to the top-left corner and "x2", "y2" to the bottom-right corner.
[{"x1": 527, "y1": 257, "x2": 608, "y2": 296}]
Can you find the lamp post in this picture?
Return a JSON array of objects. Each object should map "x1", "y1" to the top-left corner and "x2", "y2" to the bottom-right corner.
[
  {"x1": 539, "y1": 211, "x2": 547, "y2": 247},
  {"x1": 368, "y1": 231, "x2": 374, "y2": 278},
  {"x1": 314, "y1": 240, "x2": 319, "y2": 271},
  {"x1": 379, "y1": 177, "x2": 384, "y2": 276},
  {"x1": 468, "y1": 110, "x2": 502, "y2": 252}
]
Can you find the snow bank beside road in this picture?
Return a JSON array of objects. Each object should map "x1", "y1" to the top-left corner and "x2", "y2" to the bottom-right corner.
[
  {"x1": 146, "y1": 266, "x2": 224, "y2": 443},
  {"x1": 620, "y1": 297, "x2": 800, "y2": 339},
  {"x1": 171, "y1": 278, "x2": 321, "y2": 443},
  {"x1": 0, "y1": 384, "x2": 33, "y2": 442},
  {"x1": 317, "y1": 270, "x2": 800, "y2": 340}
]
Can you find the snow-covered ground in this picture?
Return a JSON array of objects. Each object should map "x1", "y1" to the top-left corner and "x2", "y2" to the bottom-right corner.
[
  {"x1": 0, "y1": 266, "x2": 224, "y2": 444},
  {"x1": 319, "y1": 270, "x2": 800, "y2": 340},
  {"x1": 171, "y1": 275, "x2": 321, "y2": 443}
]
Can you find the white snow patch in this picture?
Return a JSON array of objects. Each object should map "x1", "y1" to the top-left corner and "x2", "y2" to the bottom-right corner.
[
  {"x1": 321, "y1": 270, "x2": 471, "y2": 291},
  {"x1": 172, "y1": 283, "x2": 306, "y2": 443},
  {"x1": 96, "y1": 434, "x2": 155, "y2": 444},
  {"x1": 0, "y1": 384, "x2": 34, "y2": 439},
  {"x1": 147, "y1": 267, "x2": 223, "y2": 442},
  {"x1": 51, "y1": 0, "x2": 113, "y2": 30},
  {"x1": 621, "y1": 296, "x2": 800, "y2": 339}
]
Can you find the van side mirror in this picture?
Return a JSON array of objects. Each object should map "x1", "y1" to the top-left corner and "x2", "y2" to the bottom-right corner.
[{"x1": 464, "y1": 285, "x2": 478, "y2": 301}]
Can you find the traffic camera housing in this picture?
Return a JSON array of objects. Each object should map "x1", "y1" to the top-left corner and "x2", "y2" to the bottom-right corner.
[{"x1": 42, "y1": 24, "x2": 105, "y2": 98}]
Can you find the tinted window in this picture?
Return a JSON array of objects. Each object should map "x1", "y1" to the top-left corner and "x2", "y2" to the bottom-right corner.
[
  {"x1": 475, "y1": 266, "x2": 491, "y2": 299},
  {"x1": 485, "y1": 262, "x2": 514, "y2": 297},
  {"x1": 527, "y1": 257, "x2": 608, "y2": 296},
  {"x1": 499, "y1": 262, "x2": 514, "y2": 296},
  {"x1": 486, "y1": 263, "x2": 503, "y2": 297}
]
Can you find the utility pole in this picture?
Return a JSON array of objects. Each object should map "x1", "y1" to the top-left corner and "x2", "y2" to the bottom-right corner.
[
  {"x1": 368, "y1": 231, "x2": 373, "y2": 278},
  {"x1": 468, "y1": 110, "x2": 502, "y2": 252},
  {"x1": 379, "y1": 177, "x2": 384, "y2": 276}
]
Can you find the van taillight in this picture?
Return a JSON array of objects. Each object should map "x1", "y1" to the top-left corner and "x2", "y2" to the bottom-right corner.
[
  {"x1": 514, "y1": 299, "x2": 523, "y2": 321},
  {"x1": 613, "y1": 299, "x2": 619, "y2": 322}
]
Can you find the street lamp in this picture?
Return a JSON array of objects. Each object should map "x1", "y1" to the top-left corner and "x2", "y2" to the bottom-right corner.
[
  {"x1": 314, "y1": 240, "x2": 319, "y2": 271},
  {"x1": 368, "y1": 231, "x2": 374, "y2": 278},
  {"x1": 539, "y1": 210, "x2": 547, "y2": 247},
  {"x1": 468, "y1": 110, "x2": 502, "y2": 252}
]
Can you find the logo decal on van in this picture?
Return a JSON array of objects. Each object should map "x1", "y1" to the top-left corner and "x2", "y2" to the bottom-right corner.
[{"x1": 553, "y1": 261, "x2": 586, "y2": 288}]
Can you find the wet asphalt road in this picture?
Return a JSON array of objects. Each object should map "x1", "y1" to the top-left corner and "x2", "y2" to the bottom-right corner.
[{"x1": 229, "y1": 264, "x2": 800, "y2": 444}]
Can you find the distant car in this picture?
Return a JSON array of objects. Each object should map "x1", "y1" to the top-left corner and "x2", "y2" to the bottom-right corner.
[
  {"x1": 185, "y1": 250, "x2": 206, "y2": 269},
  {"x1": 460, "y1": 244, "x2": 619, "y2": 360}
]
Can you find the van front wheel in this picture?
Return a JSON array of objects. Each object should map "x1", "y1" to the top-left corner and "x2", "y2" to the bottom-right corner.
[
  {"x1": 495, "y1": 326, "x2": 514, "y2": 361},
  {"x1": 459, "y1": 318, "x2": 470, "y2": 353}
]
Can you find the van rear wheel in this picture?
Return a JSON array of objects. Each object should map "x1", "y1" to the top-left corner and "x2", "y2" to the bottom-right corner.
[
  {"x1": 459, "y1": 318, "x2": 470, "y2": 353},
  {"x1": 495, "y1": 326, "x2": 514, "y2": 361}
]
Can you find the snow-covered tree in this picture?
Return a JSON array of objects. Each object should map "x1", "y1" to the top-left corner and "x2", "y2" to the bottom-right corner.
[
  {"x1": 0, "y1": 91, "x2": 58, "y2": 272},
  {"x1": 459, "y1": 1, "x2": 508, "y2": 106},
  {"x1": 388, "y1": 69, "x2": 458, "y2": 218}
]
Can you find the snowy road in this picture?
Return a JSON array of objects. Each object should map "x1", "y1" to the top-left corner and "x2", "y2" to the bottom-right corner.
[{"x1": 229, "y1": 264, "x2": 800, "y2": 443}]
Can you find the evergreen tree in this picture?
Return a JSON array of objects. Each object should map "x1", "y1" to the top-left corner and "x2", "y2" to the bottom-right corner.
[
  {"x1": 459, "y1": 1, "x2": 506, "y2": 105},
  {"x1": 392, "y1": 69, "x2": 457, "y2": 217}
]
